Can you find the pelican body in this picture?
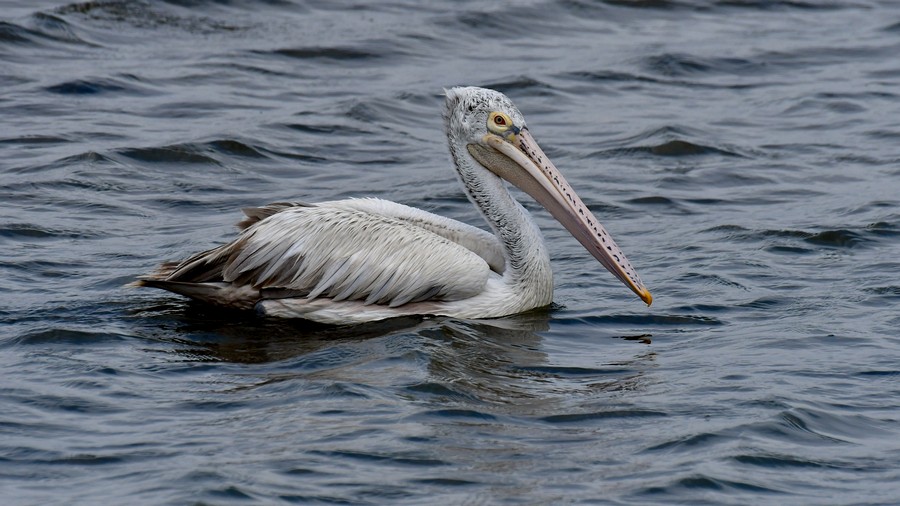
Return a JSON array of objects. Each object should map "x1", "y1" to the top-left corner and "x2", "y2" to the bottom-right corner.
[{"x1": 135, "y1": 87, "x2": 651, "y2": 324}]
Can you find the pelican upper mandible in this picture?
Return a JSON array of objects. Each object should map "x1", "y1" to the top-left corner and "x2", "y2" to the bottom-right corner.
[{"x1": 134, "y1": 86, "x2": 652, "y2": 324}]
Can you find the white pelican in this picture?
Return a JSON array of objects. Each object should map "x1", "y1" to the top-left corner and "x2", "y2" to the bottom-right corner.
[{"x1": 135, "y1": 87, "x2": 652, "y2": 324}]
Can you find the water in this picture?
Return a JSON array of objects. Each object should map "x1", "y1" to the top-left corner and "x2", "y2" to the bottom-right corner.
[{"x1": 2, "y1": 0, "x2": 899, "y2": 503}]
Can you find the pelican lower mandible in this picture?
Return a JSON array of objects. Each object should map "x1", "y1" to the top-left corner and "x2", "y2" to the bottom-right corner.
[{"x1": 134, "y1": 86, "x2": 652, "y2": 324}]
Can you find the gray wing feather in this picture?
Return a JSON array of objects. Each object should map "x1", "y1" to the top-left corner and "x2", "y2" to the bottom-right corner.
[
  {"x1": 321, "y1": 198, "x2": 506, "y2": 273},
  {"x1": 237, "y1": 201, "x2": 313, "y2": 230},
  {"x1": 236, "y1": 198, "x2": 506, "y2": 273},
  {"x1": 169, "y1": 204, "x2": 490, "y2": 307}
]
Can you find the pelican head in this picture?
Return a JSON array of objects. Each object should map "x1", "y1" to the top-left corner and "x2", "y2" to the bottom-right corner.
[{"x1": 443, "y1": 86, "x2": 652, "y2": 305}]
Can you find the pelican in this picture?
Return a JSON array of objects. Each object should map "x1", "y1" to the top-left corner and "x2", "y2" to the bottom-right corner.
[{"x1": 134, "y1": 87, "x2": 652, "y2": 324}]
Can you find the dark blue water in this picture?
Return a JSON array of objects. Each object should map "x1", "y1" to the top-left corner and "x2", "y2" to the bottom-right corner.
[{"x1": 2, "y1": 0, "x2": 900, "y2": 503}]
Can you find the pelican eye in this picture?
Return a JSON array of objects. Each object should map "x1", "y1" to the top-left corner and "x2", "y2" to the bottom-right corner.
[{"x1": 488, "y1": 112, "x2": 513, "y2": 134}]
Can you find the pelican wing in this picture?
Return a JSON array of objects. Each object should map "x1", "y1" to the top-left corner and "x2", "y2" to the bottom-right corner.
[
  {"x1": 237, "y1": 198, "x2": 505, "y2": 273},
  {"x1": 165, "y1": 204, "x2": 492, "y2": 307}
]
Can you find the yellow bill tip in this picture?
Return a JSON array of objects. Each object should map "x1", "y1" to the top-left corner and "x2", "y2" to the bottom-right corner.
[{"x1": 639, "y1": 288, "x2": 653, "y2": 306}]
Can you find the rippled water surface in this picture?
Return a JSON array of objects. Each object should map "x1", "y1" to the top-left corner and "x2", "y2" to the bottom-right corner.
[{"x1": 3, "y1": 0, "x2": 900, "y2": 504}]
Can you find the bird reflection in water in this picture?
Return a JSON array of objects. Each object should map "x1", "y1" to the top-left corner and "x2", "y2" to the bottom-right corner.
[{"x1": 131, "y1": 302, "x2": 655, "y2": 408}]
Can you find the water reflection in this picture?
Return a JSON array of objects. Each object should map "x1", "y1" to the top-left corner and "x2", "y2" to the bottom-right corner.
[
  {"x1": 131, "y1": 301, "x2": 430, "y2": 363},
  {"x1": 132, "y1": 301, "x2": 553, "y2": 363},
  {"x1": 131, "y1": 301, "x2": 657, "y2": 413}
]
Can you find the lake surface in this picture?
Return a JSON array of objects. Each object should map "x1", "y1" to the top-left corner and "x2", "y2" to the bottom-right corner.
[{"x1": 2, "y1": 0, "x2": 900, "y2": 504}]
